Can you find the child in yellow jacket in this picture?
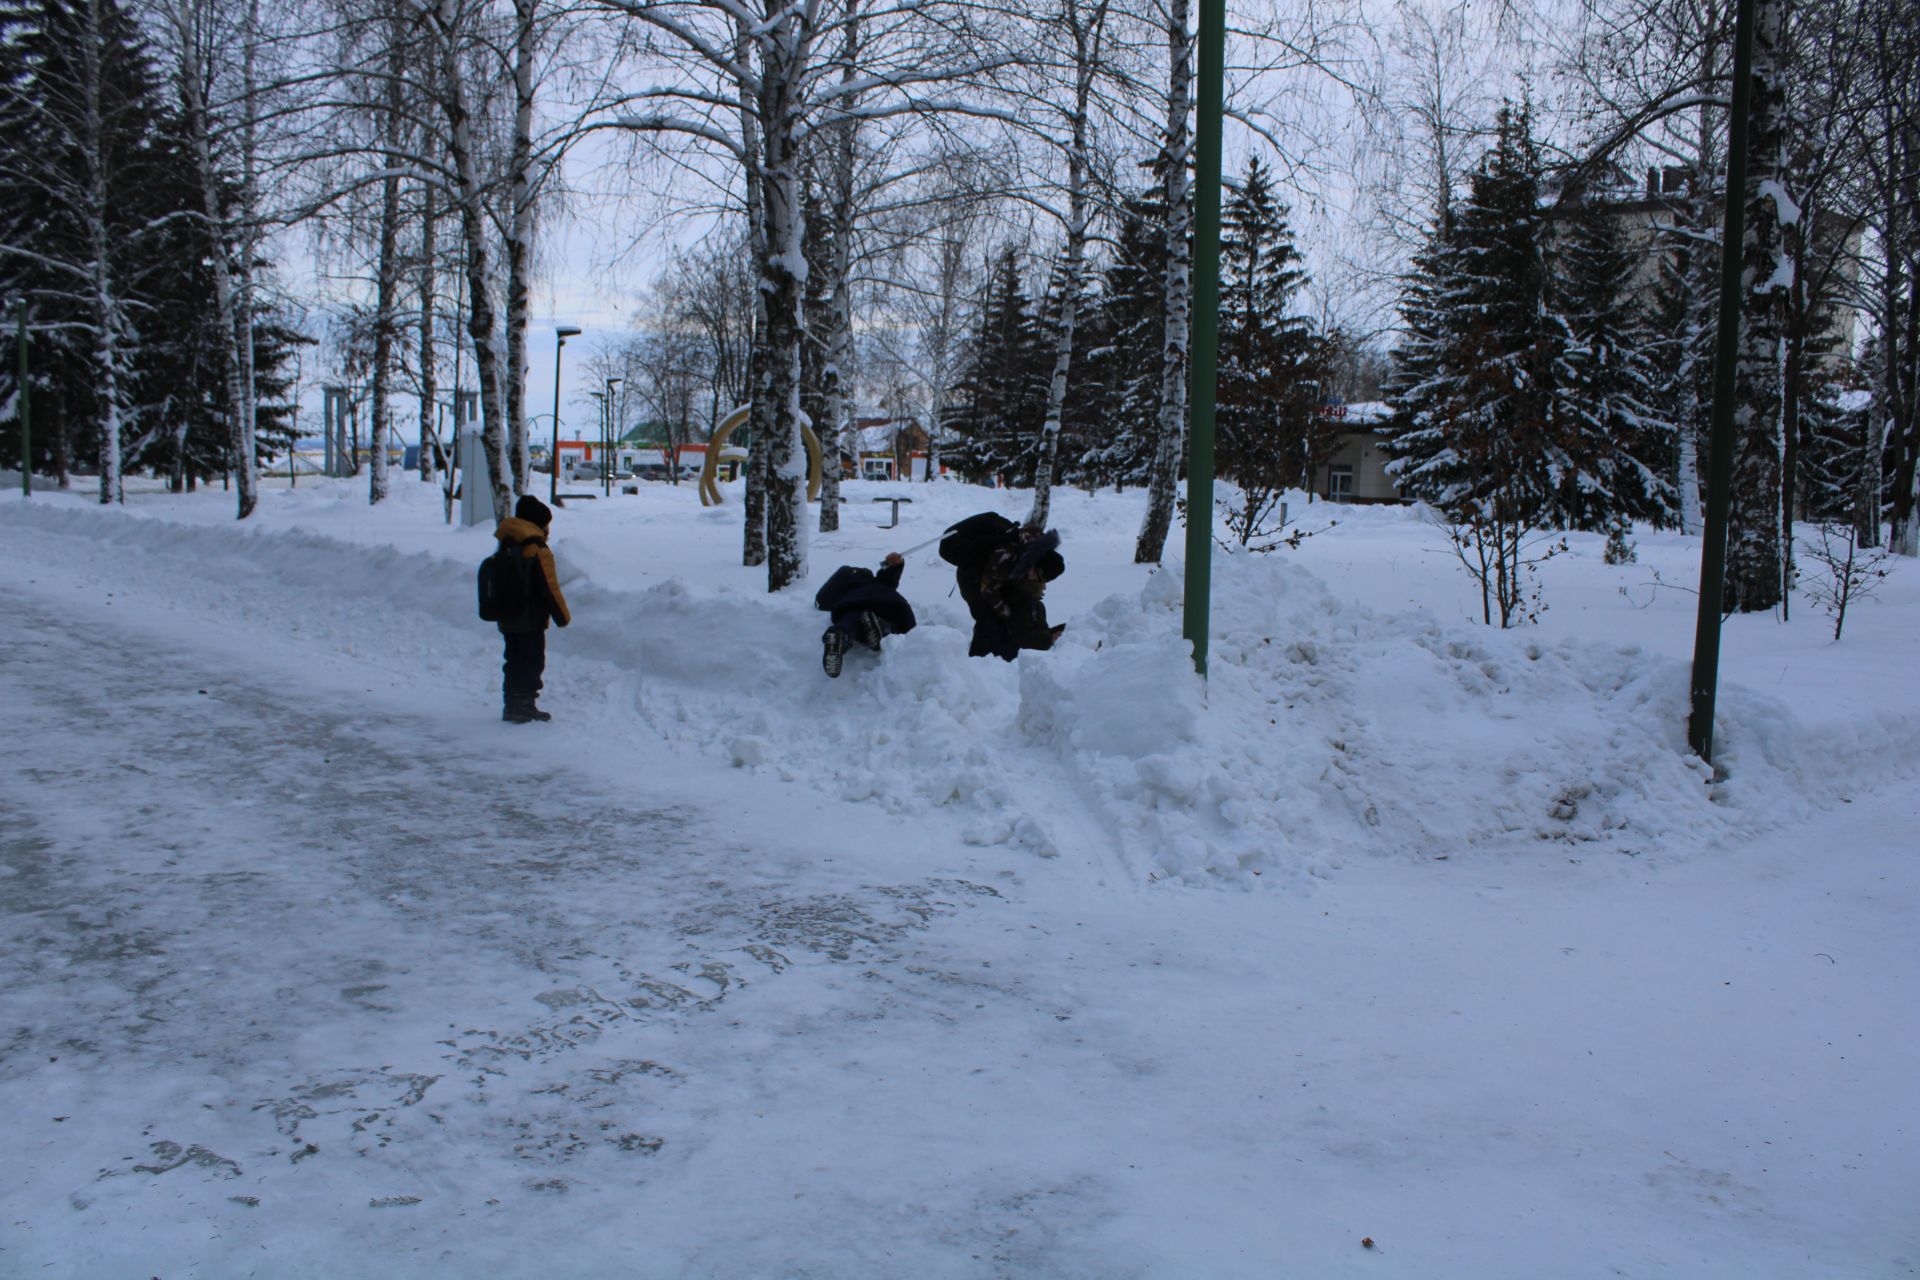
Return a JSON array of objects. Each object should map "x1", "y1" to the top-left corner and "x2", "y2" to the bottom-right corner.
[{"x1": 493, "y1": 495, "x2": 571, "y2": 722}]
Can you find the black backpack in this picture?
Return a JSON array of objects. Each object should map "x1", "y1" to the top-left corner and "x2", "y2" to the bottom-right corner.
[
  {"x1": 477, "y1": 539, "x2": 541, "y2": 623},
  {"x1": 938, "y1": 512, "x2": 1020, "y2": 570},
  {"x1": 814, "y1": 564, "x2": 875, "y2": 612}
]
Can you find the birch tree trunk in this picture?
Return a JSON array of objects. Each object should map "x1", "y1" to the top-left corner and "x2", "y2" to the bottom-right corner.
[
  {"x1": 1724, "y1": 0, "x2": 1787, "y2": 612},
  {"x1": 1888, "y1": 269, "x2": 1919, "y2": 554},
  {"x1": 1676, "y1": 30, "x2": 1724, "y2": 536},
  {"x1": 922, "y1": 221, "x2": 966, "y2": 483},
  {"x1": 1895, "y1": 311, "x2": 1920, "y2": 555},
  {"x1": 817, "y1": 10, "x2": 858, "y2": 533},
  {"x1": 1027, "y1": 0, "x2": 1105, "y2": 530},
  {"x1": 431, "y1": 0, "x2": 512, "y2": 519},
  {"x1": 1676, "y1": 404, "x2": 1704, "y2": 532},
  {"x1": 1858, "y1": 210, "x2": 1895, "y2": 550},
  {"x1": 745, "y1": 325, "x2": 770, "y2": 563},
  {"x1": 367, "y1": 6, "x2": 407, "y2": 506},
  {"x1": 738, "y1": 19, "x2": 769, "y2": 567},
  {"x1": 757, "y1": 37, "x2": 810, "y2": 592},
  {"x1": 1781, "y1": 217, "x2": 1805, "y2": 612},
  {"x1": 81, "y1": 0, "x2": 123, "y2": 505},
  {"x1": 233, "y1": 0, "x2": 259, "y2": 513},
  {"x1": 418, "y1": 181, "x2": 439, "y2": 481},
  {"x1": 175, "y1": 0, "x2": 257, "y2": 515},
  {"x1": 53, "y1": 400, "x2": 70, "y2": 488},
  {"x1": 923, "y1": 361, "x2": 943, "y2": 478},
  {"x1": 1136, "y1": 0, "x2": 1192, "y2": 563},
  {"x1": 1879, "y1": 57, "x2": 1919, "y2": 556},
  {"x1": 504, "y1": 0, "x2": 539, "y2": 495}
]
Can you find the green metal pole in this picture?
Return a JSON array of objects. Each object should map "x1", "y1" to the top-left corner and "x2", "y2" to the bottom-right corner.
[
  {"x1": 550, "y1": 332, "x2": 566, "y2": 506},
  {"x1": 16, "y1": 303, "x2": 29, "y2": 496},
  {"x1": 1182, "y1": 0, "x2": 1226, "y2": 677},
  {"x1": 1687, "y1": 0, "x2": 1757, "y2": 764}
]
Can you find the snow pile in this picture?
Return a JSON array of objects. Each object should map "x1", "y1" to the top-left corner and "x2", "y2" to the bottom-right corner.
[
  {"x1": 995, "y1": 551, "x2": 1914, "y2": 885},
  {"x1": 5, "y1": 481, "x2": 1915, "y2": 888}
]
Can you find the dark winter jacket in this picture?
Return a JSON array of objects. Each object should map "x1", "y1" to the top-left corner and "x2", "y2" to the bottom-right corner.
[
  {"x1": 493, "y1": 515, "x2": 571, "y2": 634},
  {"x1": 963, "y1": 529, "x2": 1062, "y2": 661},
  {"x1": 815, "y1": 559, "x2": 917, "y2": 635}
]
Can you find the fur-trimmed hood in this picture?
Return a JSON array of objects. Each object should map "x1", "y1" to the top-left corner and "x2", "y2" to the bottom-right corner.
[
  {"x1": 1011, "y1": 528, "x2": 1064, "y2": 581},
  {"x1": 494, "y1": 516, "x2": 548, "y2": 546}
]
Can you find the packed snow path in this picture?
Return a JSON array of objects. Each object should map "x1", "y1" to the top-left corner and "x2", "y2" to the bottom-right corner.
[{"x1": 2, "y1": 494, "x2": 1917, "y2": 1277}]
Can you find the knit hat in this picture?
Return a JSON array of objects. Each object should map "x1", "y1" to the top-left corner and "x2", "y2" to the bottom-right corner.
[{"x1": 515, "y1": 494, "x2": 553, "y2": 529}]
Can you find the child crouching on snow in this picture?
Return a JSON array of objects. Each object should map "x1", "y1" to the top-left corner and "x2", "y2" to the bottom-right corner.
[{"x1": 814, "y1": 552, "x2": 917, "y2": 678}]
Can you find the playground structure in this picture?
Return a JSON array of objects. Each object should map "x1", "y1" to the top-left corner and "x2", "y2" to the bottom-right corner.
[{"x1": 698, "y1": 405, "x2": 821, "y2": 506}]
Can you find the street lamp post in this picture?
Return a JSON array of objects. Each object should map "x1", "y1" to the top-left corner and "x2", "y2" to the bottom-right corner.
[
  {"x1": 604, "y1": 376, "x2": 623, "y2": 499},
  {"x1": 588, "y1": 391, "x2": 606, "y2": 490},
  {"x1": 550, "y1": 325, "x2": 581, "y2": 505}
]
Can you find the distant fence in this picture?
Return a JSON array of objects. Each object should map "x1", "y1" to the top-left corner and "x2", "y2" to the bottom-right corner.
[{"x1": 277, "y1": 446, "x2": 404, "y2": 477}]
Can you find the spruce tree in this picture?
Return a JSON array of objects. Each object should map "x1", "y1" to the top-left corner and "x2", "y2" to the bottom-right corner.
[
  {"x1": 1383, "y1": 216, "x2": 1453, "y2": 483},
  {"x1": 1386, "y1": 103, "x2": 1559, "y2": 519},
  {"x1": 1215, "y1": 155, "x2": 1324, "y2": 541},
  {"x1": 1110, "y1": 188, "x2": 1172, "y2": 484},
  {"x1": 1797, "y1": 376, "x2": 1869, "y2": 521},
  {"x1": 0, "y1": 0, "x2": 172, "y2": 491},
  {"x1": 1547, "y1": 190, "x2": 1675, "y2": 530},
  {"x1": 1386, "y1": 102, "x2": 1574, "y2": 625},
  {"x1": 1643, "y1": 184, "x2": 1720, "y2": 533},
  {"x1": 0, "y1": 0, "x2": 294, "y2": 490},
  {"x1": 1073, "y1": 186, "x2": 1167, "y2": 488},
  {"x1": 944, "y1": 249, "x2": 1049, "y2": 484}
]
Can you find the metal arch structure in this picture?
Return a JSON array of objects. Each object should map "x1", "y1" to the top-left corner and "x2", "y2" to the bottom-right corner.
[{"x1": 698, "y1": 405, "x2": 823, "y2": 506}]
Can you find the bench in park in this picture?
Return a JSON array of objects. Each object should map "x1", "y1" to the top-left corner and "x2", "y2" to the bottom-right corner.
[{"x1": 871, "y1": 495, "x2": 913, "y2": 529}]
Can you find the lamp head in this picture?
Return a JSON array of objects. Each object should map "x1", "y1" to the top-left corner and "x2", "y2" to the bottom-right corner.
[{"x1": 555, "y1": 325, "x2": 581, "y2": 341}]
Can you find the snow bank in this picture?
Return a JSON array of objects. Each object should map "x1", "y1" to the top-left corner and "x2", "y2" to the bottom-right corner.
[{"x1": 5, "y1": 484, "x2": 1914, "y2": 888}]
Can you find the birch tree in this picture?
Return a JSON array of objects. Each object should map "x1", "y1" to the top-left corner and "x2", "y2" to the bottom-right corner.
[
  {"x1": 652, "y1": 229, "x2": 753, "y2": 436},
  {"x1": 412, "y1": 0, "x2": 512, "y2": 519},
  {"x1": 365, "y1": 2, "x2": 409, "y2": 505},
  {"x1": 598, "y1": 0, "x2": 1001, "y2": 591},
  {"x1": 1018, "y1": 0, "x2": 1114, "y2": 531},
  {"x1": 163, "y1": 0, "x2": 268, "y2": 516},
  {"x1": 1776, "y1": 0, "x2": 1873, "y2": 559},
  {"x1": 1852, "y1": 0, "x2": 1920, "y2": 555},
  {"x1": 1558, "y1": 0, "x2": 1733, "y2": 533},
  {"x1": 1721, "y1": 0, "x2": 1788, "y2": 612},
  {"x1": 501, "y1": 0, "x2": 590, "y2": 496},
  {"x1": 857, "y1": 150, "x2": 997, "y2": 483},
  {"x1": 415, "y1": 179, "x2": 441, "y2": 479},
  {"x1": 1133, "y1": 0, "x2": 1190, "y2": 562},
  {"x1": 0, "y1": 0, "x2": 153, "y2": 505},
  {"x1": 78, "y1": 0, "x2": 124, "y2": 504},
  {"x1": 4, "y1": 0, "x2": 302, "y2": 499},
  {"x1": 899, "y1": 175, "x2": 988, "y2": 483}
]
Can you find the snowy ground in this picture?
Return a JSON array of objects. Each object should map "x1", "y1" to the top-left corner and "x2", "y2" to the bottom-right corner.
[{"x1": 1, "y1": 473, "x2": 1915, "y2": 1278}]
